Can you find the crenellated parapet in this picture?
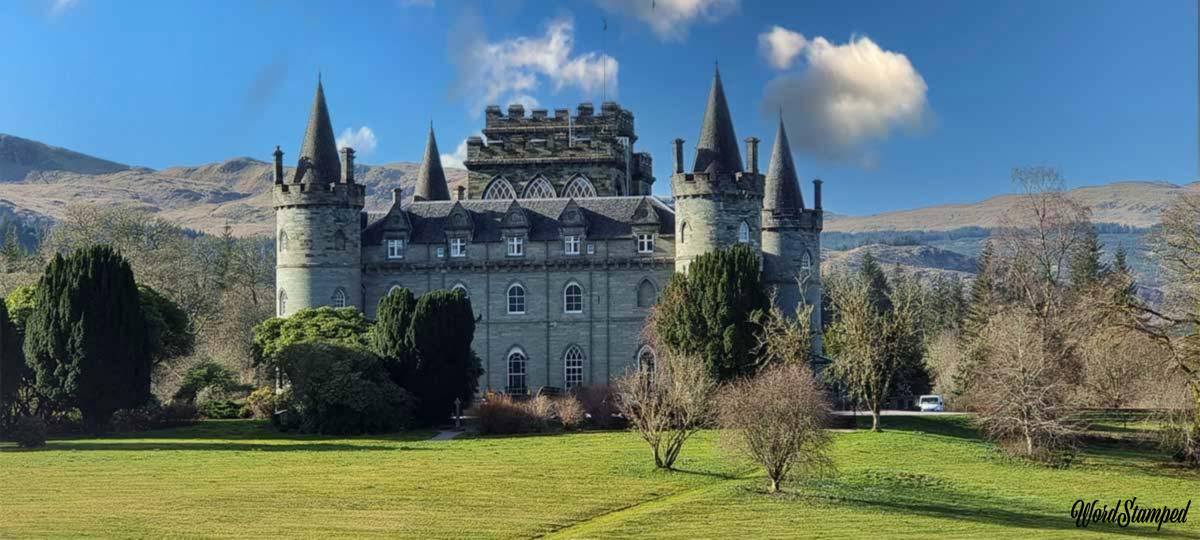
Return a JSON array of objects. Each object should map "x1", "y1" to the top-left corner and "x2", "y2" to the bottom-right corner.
[
  {"x1": 670, "y1": 170, "x2": 762, "y2": 200},
  {"x1": 273, "y1": 181, "x2": 366, "y2": 209}
]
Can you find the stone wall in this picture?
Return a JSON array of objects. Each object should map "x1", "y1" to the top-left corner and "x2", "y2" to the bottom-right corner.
[
  {"x1": 671, "y1": 171, "x2": 763, "y2": 273},
  {"x1": 273, "y1": 183, "x2": 364, "y2": 315}
]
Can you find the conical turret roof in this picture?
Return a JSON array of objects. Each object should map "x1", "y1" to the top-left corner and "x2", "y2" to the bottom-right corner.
[
  {"x1": 764, "y1": 117, "x2": 805, "y2": 212},
  {"x1": 413, "y1": 125, "x2": 451, "y2": 201},
  {"x1": 692, "y1": 67, "x2": 743, "y2": 174},
  {"x1": 295, "y1": 78, "x2": 342, "y2": 183}
]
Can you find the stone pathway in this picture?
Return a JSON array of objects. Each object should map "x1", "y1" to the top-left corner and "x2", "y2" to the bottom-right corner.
[{"x1": 431, "y1": 430, "x2": 464, "y2": 441}]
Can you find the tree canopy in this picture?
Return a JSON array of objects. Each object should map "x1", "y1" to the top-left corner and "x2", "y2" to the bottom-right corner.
[
  {"x1": 252, "y1": 307, "x2": 372, "y2": 370},
  {"x1": 407, "y1": 289, "x2": 481, "y2": 426}
]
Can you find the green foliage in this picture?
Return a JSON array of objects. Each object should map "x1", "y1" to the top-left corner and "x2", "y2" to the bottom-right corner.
[
  {"x1": 23, "y1": 245, "x2": 150, "y2": 431},
  {"x1": 251, "y1": 307, "x2": 372, "y2": 369},
  {"x1": 407, "y1": 289, "x2": 482, "y2": 426},
  {"x1": 277, "y1": 342, "x2": 414, "y2": 434},
  {"x1": 11, "y1": 415, "x2": 47, "y2": 448},
  {"x1": 652, "y1": 245, "x2": 769, "y2": 381},
  {"x1": 174, "y1": 361, "x2": 245, "y2": 403},
  {"x1": 1069, "y1": 226, "x2": 1106, "y2": 290},
  {"x1": 370, "y1": 287, "x2": 418, "y2": 384},
  {"x1": 0, "y1": 299, "x2": 26, "y2": 417},
  {"x1": 139, "y1": 285, "x2": 195, "y2": 368},
  {"x1": 244, "y1": 387, "x2": 276, "y2": 419},
  {"x1": 196, "y1": 396, "x2": 243, "y2": 420},
  {"x1": 4, "y1": 285, "x2": 37, "y2": 333},
  {"x1": 964, "y1": 240, "x2": 997, "y2": 341}
]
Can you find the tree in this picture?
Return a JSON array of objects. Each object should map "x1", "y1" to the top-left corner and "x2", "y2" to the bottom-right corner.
[
  {"x1": 964, "y1": 240, "x2": 999, "y2": 341},
  {"x1": 251, "y1": 307, "x2": 372, "y2": 370},
  {"x1": 139, "y1": 285, "x2": 195, "y2": 369},
  {"x1": 1, "y1": 226, "x2": 22, "y2": 259},
  {"x1": 4, "y1": 285, "x2": 37, "y2": 333},
  {"x1": 1068, "y1": 225, "x2": 1106, "y2": 291},
  {"x1": 23, "y1": 245, "x2": 150, "y2": 432},
  {"x1": 614, "y1": 349, "x2": 715, "y2": 469},
  {"x1": 407, "y1": 289, "x2": 482, "y2": 426},
  {"x1": 717, "y1": 363, "x2": 834, "y2": 493},
  {"x1": 277, "y1": 342, "x2": 414, "y2": 434},
  {"x1": 651, "y1": 245, "x2": 770, "y2": 381},
  {"x1": 370, "y1": 287, "x2": 418, "y2": 384},
  {"x1": 753, "y1": 301, "x2": 814, "y2": 369},
  {"x1": 0, "y1": 299, "x2": 25, "y2": 427}
]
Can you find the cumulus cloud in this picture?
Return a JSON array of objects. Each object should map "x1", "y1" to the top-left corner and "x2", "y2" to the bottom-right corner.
[
  {"x1": 337, "y1": 127, "x2": 378, "y2": 156},
  {"x1": 759, "y1": 30, "x2": 930, "y2": 166},
  {"x1": 595, "y1": 0, "x2": 738, "y2": 42},
  {"x1": 452, "y1": 16, "x2": 616, "y2": 115},
  {"x1": 758, "y1": 26, "x2": 807, "y2": 70},
  {"x1": 440, "y1": 131, "x2": 483, "y2": 169},
  {"x1": 48, "y1": 0, "x2": 78, "y2": 17}
]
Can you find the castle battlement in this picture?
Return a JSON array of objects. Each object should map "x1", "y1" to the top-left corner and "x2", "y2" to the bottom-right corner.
[
  {"x1": 272, "y1": 182, "x2": 366, "y2": 208},
  {"x1": 762, "y1": 207, "x2": 823, "y2": 231},
  {"x1": 669, "y1": 171, "x2": 763, "y2": 199}
]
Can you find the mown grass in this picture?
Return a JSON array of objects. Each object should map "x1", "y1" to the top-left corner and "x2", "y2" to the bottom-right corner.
[{"x1": 1, "y1": 416, "x2": 1197, "y2": 539}]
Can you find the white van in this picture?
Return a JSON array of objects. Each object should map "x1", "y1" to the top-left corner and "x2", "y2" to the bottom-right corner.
[{"x1": 918, "y1": 395, "x2": 945, "y2": 412}]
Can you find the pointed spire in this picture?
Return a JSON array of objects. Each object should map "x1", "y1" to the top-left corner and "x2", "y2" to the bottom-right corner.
[
  {"x1": 296, "y1": 77, "x2": 342, "y2": 183},
  {"x1": 413, "y1": 125, "x2": 451, "y2": 201},
  {"x1": 692, "y1": 66, "x2": 743, "y2": 174},
  {"x1": 764, "y1": 116, "x2": 805, "y2": 212}
]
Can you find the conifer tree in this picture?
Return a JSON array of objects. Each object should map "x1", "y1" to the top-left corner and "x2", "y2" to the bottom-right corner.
[
  {"x1": 370, "y1": 287, "x2": 418, "y2": 385},
  {"x1": 407, "y1": 289, "x2": 481, "y2": 425},
  {"x1": 964, "y1": 240, "x2": 998, "y2": 340},
  {"x1": 1069, "y1": 226, "x2": 1106, "y2": 290},
  {"x1": 23, "y1": 245, "x2": 150, "y2": 432}
]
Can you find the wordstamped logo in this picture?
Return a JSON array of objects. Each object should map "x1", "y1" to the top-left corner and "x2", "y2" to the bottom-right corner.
[{"x1": 1072, "y1": 499, "x2": 1191, "y2": 531}]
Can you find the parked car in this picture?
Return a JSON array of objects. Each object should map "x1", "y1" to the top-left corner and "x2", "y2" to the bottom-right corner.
[{"x1": 918, "y1": 394, "x2": 945, "y2": 412}]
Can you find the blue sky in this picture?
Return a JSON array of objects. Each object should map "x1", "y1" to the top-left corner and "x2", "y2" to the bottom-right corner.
[{"x1": 0, "y1": 0, "x2": 1195, "y2": 215}]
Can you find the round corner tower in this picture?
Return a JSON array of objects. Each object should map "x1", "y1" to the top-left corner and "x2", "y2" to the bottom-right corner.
[
  {"x1": 671, "y1": 68, "x2": 763, "y2": 274},
  {"x1": 273, "y1": 80, "x2": 365, "y2": 316}
]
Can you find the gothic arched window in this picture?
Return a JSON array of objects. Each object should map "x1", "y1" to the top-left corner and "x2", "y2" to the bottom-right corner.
[
  {"x1": 637, "y1": 345, "x2": 657, "y2": 374},
  {"x1": 507, "y1": 347, "x2": 528, "y2": 394},
  {"x1": 451, "y1": 283, "x2": 470, "y2": 298},
  {"x1": 680, "y1": 222, "x2": 689, "y2": 244},
  {"x1": 564, "y1": 345, "x2": 585, "y2": 389},
  {"x1": 332, "y1": 288, "x2": 347, "y2": 308},
  {"x1": 278, "y1": 289, "x2": 287, "y2": 316},
  {"x1": 636, "y1": 279, "x2": 657, "y2": 308},
  {"x1": 562, "y1": 175, "x2": 597, "y2": 198},
  {"x1": 483, "y1": 177, "x2": 517, "y2": 199},
  {"x1": 801, "y1": 250, "x2": 814, "y2": 273},
  {"x1": 563, "y1": 282, "x2": 584, "y2": 313},
  {"x1": 737, "y1": 221, "x2": 750, "y2": 244},
  {"x1": 278, "y1": 230, "x2": 288, "y2": 252},
  {"x1": 507, "y1": 283, "x2": 526, "y2": 314},
  {"x1": 522, "y1": 176, "x2": 556, "y2": 199}
]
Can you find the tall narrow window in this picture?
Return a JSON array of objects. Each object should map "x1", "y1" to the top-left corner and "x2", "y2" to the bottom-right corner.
[
  {"x1": 334, "y1": 230, "x2": 348, "y2": 250},
  {"x1": 637, "y1": 233, "x2": 655, "y2": 254},
  {"x1": 638, "y1": 345, "x2": 657, "y2": 374},
  {"x1": 564, "y1": 346, "x2": 585, "y2": 389},
  {"x1": 507, "y1": 348, "x2": 528, "y2": 394},
  {"x1": 278, "y1": 230, "x2": 288, "y2": 252},
  {"x1": 636, "y1": 279, "x2": 657, "y2": 308},
  {"x1": 507, "y1": 236, "x2": 524, "y2": 256},
  {"x1": 507, "y1": 283, "x2": 526, "y2": 314},
  {"x1": 563, "y1": 282, "x2": 583, "y2": 313},
  {"x1": 680, "y1": 222, "x2": 688, "y2": 244},
  {"x1": 563, "y1": 235, "x2": 580, "y2": 255},
  {"x1": 737, "y1": 221, "x2": 750, "y2": 244},
  {"x1": 801, "y1": 250, "x2": 814, "y2": 273},
  {"x1": 387, "y1": 239, "x2": 405, "y2": 259},
  {"x1": 332, "y1": 288, "x2": 347, "y2": 308},
  {"x1": 278, "y1": 289, "x2": 287, "y2": 316},
  {"x1": 450, "y1": 237, "x2": 467, "y2": 258}
]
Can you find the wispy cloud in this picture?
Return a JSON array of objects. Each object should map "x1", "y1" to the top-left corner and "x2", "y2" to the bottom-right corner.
[
  {"x1": 337, "y1": 127, "x2": 378, "y2": 156},
  {"x1": 440, "y1": 131, "x2": 482, "y2": 169},
  {"x1": 594, "y1": 0, "x2": 738, "y2": 42},
  {"x1": 48, "y1": 0, "x2": 78, "y2": 17},
  {"x1": 759, "y1": 29, "x2": 930, "y2": 167},
  {"x1": 451, "y1": 15, "x2": 616, "y2": 115}
]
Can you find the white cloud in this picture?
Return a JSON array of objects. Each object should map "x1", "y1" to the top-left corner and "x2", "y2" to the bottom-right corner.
[
  {"x1": 595, "y1": 0, "x2": 738, "y2": 42},
  {"x1": 759, "y1": 30, "x2": 930, "y2": 166},
  {"x1": 758, "y1": 25, "x2": 807, "y2": 70},
  {"x1": 452, "y1": 16, "x2": 617, "y2": 114},
  {"x1": 440, "y1": 132, "x2": 483, "y2": 169},
  {"x1": 48, "y1": 0, "x2": 78, "y2": 17},
  {"x1": 337, "y1": 126, "x2": 378, "y2": 156}
]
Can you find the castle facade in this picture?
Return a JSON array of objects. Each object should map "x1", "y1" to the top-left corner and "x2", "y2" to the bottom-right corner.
[{"x1": 272, "y1": 70, "x2": 823, "y2": 393}]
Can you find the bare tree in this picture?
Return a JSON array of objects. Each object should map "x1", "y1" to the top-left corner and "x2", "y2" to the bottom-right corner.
[
  {"x1": 753, "y1": 282, "x2": 815, "y2": 370},
  {"x1": 614, "y1": 349, "x2": 715, "y2": 469},
  {"x1": 717, "y1": 363, "x2": 834, "y2": 493},
  {"x1": 969, "y1": 310, "x2": 1081, "y2": 459}
]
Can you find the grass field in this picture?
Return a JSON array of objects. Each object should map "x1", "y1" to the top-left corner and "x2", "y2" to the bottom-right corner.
[{"x1": 1, "y1": 416, "x2": 1197, "y2": 539}]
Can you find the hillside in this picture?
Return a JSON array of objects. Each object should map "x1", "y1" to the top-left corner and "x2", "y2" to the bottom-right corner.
[{"x1": 822, "y1": 244, "x2": 977, "y2": 284}]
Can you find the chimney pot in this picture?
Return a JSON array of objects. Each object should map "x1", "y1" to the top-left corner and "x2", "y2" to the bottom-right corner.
[
  {"x1": 456, "y1": 186, "x2": 466, "y2": 201},
  {"x1": 813, "y1": 179, "x2": 823, "y2": 210},
  {"x1": 392, "y1": 187, "x2": 404, "y2": 205},
  {"x1": 672, "y1": 139, "x2": 685, "y2": 174},
  {"x1": 746, "y1": 137, "x2": 760, "y2": 175},
  {"x1": 342, "y1": 147, "x2": 356, "y2": 183},
  {"x1": 273, "y1": 146, "x2": 284, "y2": 184}
]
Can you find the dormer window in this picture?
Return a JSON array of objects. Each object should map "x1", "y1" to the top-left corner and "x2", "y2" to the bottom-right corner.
[
  {"x1": 564, "y1": 235, "x2": 580, "y2": 255},
  {"x1": 387, "y1": 239, "x2": 405, "y2": 259},
  {"x1": 507, "y1": 236, "x2": 524, "y2": 257},
  {"x1": 450, "y1": 238, "x2": 467, "y2": 258},
  {"x1": 637, "y1": 233, "x2": 655, "y2": 254}
]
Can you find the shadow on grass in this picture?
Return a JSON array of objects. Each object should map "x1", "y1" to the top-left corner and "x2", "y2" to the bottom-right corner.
[
  {"x1": 850, "y1": 415, "x2": 981, "y2": 441},
  {"x1": 14, "y1": 441, "x2": 421, "y2": 452},
  {"x1": 796, "y1": 471, "x2": 1194, "y2": 539}
]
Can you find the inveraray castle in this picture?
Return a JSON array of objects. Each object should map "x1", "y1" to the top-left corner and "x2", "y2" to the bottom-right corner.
[{"x1": 272, "y1": 69, "x2": 824, "y2": 394}]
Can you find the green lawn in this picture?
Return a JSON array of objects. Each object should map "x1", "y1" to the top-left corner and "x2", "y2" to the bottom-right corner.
[{"x1": 1, "y1": 416, "x2": 1197, "y2": 539}]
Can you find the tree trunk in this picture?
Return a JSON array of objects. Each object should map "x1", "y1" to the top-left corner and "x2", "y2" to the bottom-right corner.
[
  {"x1": 871, "y1": 405, "x2": 881, "y2": 432},
  {"x1": 769, "y1": 477, "x2": 780, "y2": 494}
]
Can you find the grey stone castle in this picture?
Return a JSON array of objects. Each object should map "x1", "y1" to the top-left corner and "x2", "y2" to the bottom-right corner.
[{"x1": 272, "y1": 69, "x2": 824, "y2": 394}]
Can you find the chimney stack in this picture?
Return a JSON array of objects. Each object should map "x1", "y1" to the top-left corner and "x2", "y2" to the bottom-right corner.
[
  {"x1": 456, "y1": 186, "x2": 466, "y2": 201},
  {"x1": 273, "y1": 146, "x2": 284, "y2": 184},
  {"x1": 392, "y1": 188, "x2": 404, "y2": 205},
  {"x1": 746, "y1": 137, "x2": 760, "y2": 175},
  {"x1": 341, "y1": 147, "x2": 356, "y2": 183},
  {"x1": 813, "y1": 179, "x2": 823, "y2": 210},
  {"x1": 672, "y1": 138, "x2": 685, "y2": 174}
]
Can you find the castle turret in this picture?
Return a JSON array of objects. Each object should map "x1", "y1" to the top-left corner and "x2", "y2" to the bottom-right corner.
[
  {"x1": 761, "y1": 116, "x2": 824, "y2": 355},
  {"x1": 273, "y1": 78, "x2": 365, "y2": 316},
  {"x1": 671, "y1": 67, "x2": 762, "y2": 273},
  {"x1": 413, "y1": 125, "x2": 451, "y2": 202}
]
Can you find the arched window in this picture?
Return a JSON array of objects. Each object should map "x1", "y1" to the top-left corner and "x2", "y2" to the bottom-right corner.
[
  {"x1": 507, "y1": 283, "x2": 526, "y2": 314},
  {"x1": 483, "y1": 177, "x2": 517, "y2": 199},
  {"x1": 388, "y1": 285, "x2": 404, "y2": 296},
  {"x1": 451, "y1": 283, "x2": 470, "y2": 298},
  {"x1": 637, "y1": 345, "x2": 657, "y2": 374},
  {"x1": 563, "y1": 282, "x2": 584, "y2": 313},
  {"x1": 522, "y1": 176, "x2": 556, "y2": 199},
  {"x1": 278, "y1": 230, "x2": 288, "y2": 252},
  {"x1": 562, "y1": 175, "x2": 597, "y2": 198},
  {"x1": 801, "y1": 250, "x2": 814, "y2": 273},
  {"x1": 507, "y1": 348, "x2": 528, "y2": 394},
  {"x1": 564, "y1": 345, "x2": 585, "y2": 389},
  {"x1": 278, "y1": 289, "x2": 287, "y2": 316},
  {"x1": 636, "y1": 279, "x2": 657, "y2": 308},
  {"x1": 332, "y1": 288, "x2": 347, "y2": 308},
  {"x1": 737, "y1": 221, "x2": 750, "y2": 244},
  {"x1": 680, "y1": 222, "x2": 688, "y2": 244},
  {"x1": 333, "y1": 230, "x2": 347, "y2": 251}
]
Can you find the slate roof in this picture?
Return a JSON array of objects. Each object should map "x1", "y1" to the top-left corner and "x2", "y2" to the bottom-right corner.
[
  {"x1": 295, "y1": 79, "x2": 342, "y2": 184},
  {"x1": 692, "y1": 67, "x2": 744, "y2": 174},
  {"x1": 362, "y1": 196, "x2": 675, "y2": 245},
  {"x1": 763, "y1": 117, "x2": 805, "y2": 212},
  {"x1": 413, "y1": 126, "x2": 451, "y2": 201}
]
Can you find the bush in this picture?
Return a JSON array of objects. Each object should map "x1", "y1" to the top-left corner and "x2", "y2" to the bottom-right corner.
[
  {"x1": 574, "y1": 385, "x2": 620, "y2": 429},
  {"x1": 473, "y1": 393, "x2": 541, "y2": 435},
  {"x1": 278, "y1": 342, "x2": 414, "y2": 435},
  {"x1": 110, "y1": 398, "x2": 197, "y2": 431},
  {"x1": 554, "y1": 396, "x2": 586, "y2": 430},
  {"x1": 11, "y1": 415, "x2": 47, "y2": 448},
  {"x1": 245, "y1": 387, "x2": 276, "y2": 419},
  {"x1": 175, "y1": 361, "x2": 246, "y2": 403}
]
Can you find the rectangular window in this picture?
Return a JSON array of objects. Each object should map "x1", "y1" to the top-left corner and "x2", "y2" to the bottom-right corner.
[
  {"x1": 637, "y1": 233, "x2": 655, "y2": 254},
  {"x1": 387, "y1": 239, "x2": 405, "y2": 259},
  {"x1": 507, "y1": 236, "x2": 524, "y2": 257},
  {"x1": 587, "y1": 243, "x2": 595, "y2": 255},
  {"x1": 436, "y1": 246, "x2": 445, "y2": 258},
  {"x1": 450, "y1": 238, "x2": 466, "y2": 258},
  {"x1": 563, "y1": 235, "x2": 580, "y2": 255},
  {"x1": 565, "y1": 359, "x2": 583, "y2": 388}
]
